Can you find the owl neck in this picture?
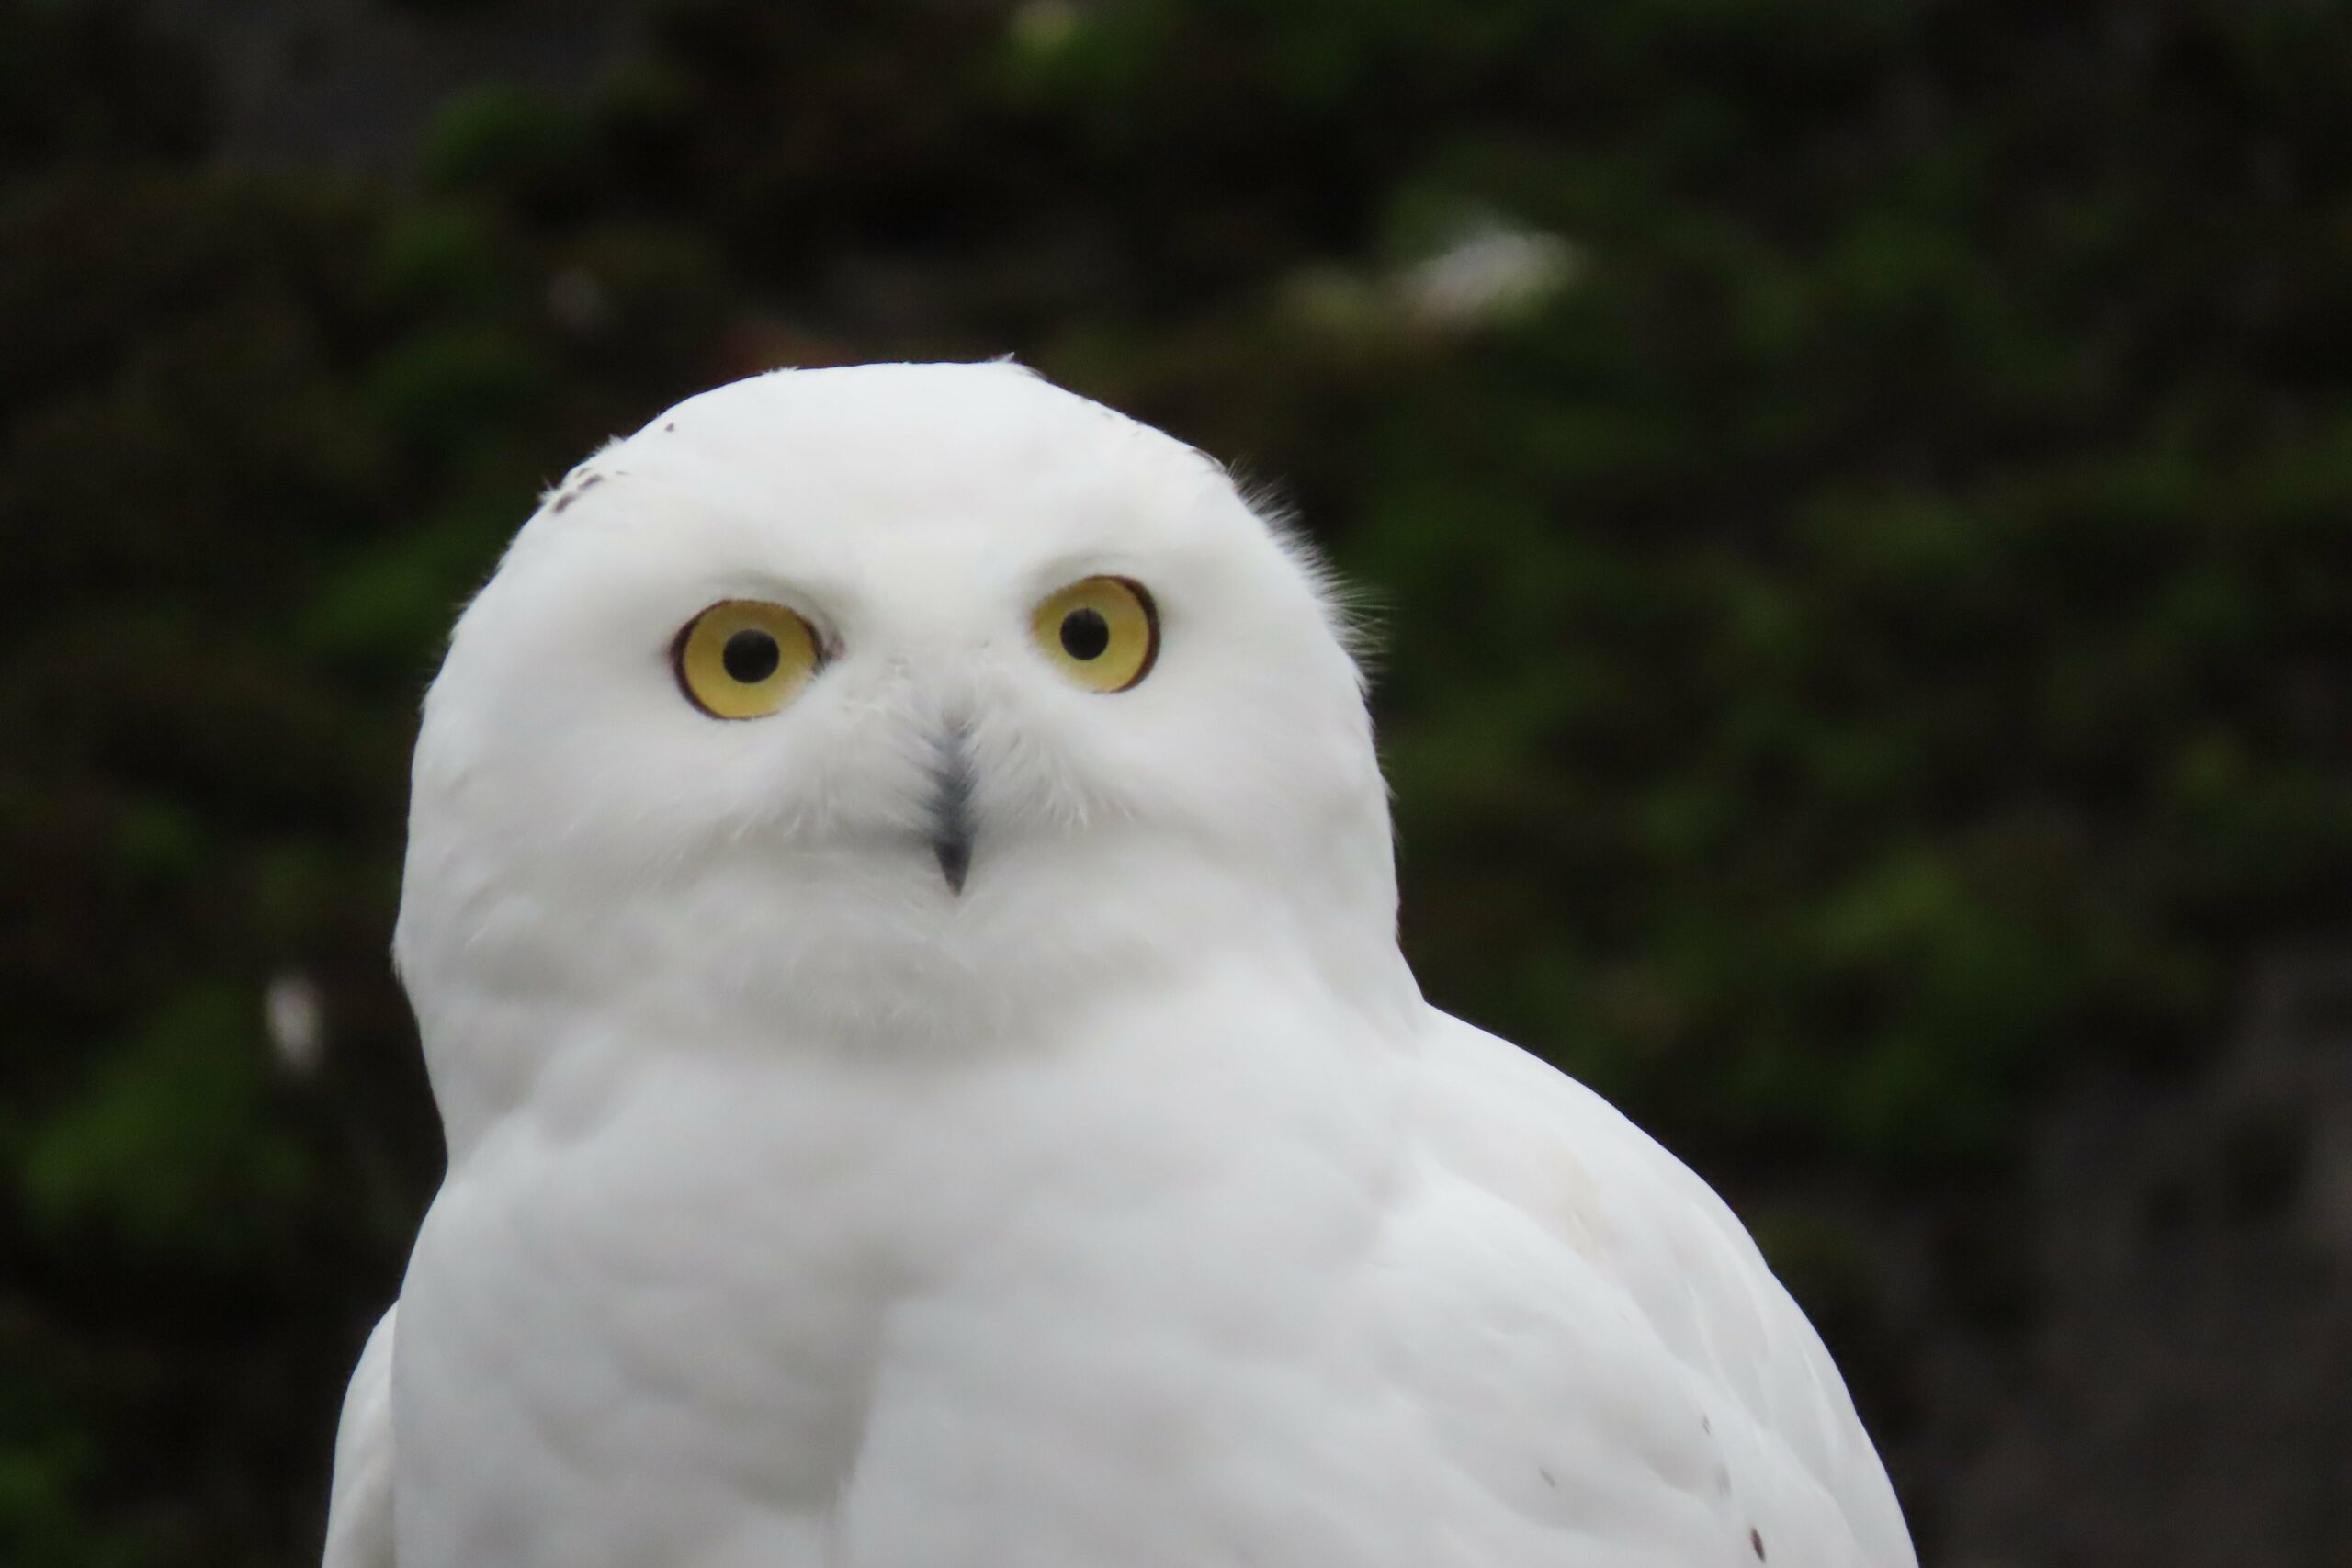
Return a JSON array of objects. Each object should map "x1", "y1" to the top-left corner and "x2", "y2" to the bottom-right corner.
[{"x1": 403, "y1": 826, "x2": 1419, "y2": 1165}]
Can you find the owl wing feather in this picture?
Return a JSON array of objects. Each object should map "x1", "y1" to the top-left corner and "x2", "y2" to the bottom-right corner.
[
  {"x1": 322, "y1": 1306, "x2": 400, "y2": 1568},
  {"x1": 1395, "y1": 1009, "x2": 1917, "y2": 1566}
]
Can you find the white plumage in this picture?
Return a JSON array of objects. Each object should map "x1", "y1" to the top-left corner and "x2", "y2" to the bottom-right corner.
[{"x1": 327, "y1": 361, "x2": 1915, "y2": 1568}]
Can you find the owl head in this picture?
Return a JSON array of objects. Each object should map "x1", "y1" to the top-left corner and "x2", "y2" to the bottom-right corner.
[{"x1": 393, "y1": 363, "x2": 1408, "y2": 1143}]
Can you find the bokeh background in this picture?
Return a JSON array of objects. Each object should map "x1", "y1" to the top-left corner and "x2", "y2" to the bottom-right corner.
[{"x1": 7, "y1": 1, "x2": 2352, "y2": 1563}]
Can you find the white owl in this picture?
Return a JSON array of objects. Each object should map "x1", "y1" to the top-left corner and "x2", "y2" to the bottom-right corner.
[{"x1": 323, "y1": 362, "x2": 1916, "y2": 1568}]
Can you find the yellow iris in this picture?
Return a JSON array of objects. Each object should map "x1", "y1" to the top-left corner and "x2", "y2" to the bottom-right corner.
[
  {"x1": 673, "y1": 600, "x2": 820, "y2": 719},
  {"x1": 1030, "y1": 577, "x2": 1159, "y2": 693}
]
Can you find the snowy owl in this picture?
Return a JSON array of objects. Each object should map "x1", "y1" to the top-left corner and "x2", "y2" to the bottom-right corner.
[{"x1": 324, "y1": 362, "x2": 1915, "y2": 1568}]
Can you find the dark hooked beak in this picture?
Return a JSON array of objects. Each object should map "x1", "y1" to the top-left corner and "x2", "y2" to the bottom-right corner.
[{"x1": 927, "y1": 725, "x2": 976, "y2": 896}]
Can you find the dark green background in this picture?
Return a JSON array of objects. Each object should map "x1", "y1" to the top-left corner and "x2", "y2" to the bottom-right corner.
[{"x1": 6, "y1": 1, "x2": 2352, "y2": 1563}]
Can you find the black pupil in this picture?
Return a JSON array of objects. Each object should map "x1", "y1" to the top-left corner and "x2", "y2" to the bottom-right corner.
[
  {"x1": 721, "y1": 628, "x2": 782, "y2": 683},
  {"x1": 1059, "y1": 606, "x2": 1111, "y2": 661}
]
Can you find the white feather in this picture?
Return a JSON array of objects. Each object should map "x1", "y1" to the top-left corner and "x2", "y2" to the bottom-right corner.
[{"x1": 322, "y1": 1307, "x2": 396, "y2": 1568}]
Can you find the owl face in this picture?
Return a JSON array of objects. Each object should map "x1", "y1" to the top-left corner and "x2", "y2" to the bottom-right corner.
[{"x1": 394, "y1": 365, "x2": 1398, "y2": 1104}]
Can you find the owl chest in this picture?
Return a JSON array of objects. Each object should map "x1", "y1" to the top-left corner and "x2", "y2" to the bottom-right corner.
[
  {"x1": 394, "y1": 1118, "x2": 899, "y2": 1556},
  {"x1": 396, "y1": 1052, "x2": 1411, "y2": 1564}
]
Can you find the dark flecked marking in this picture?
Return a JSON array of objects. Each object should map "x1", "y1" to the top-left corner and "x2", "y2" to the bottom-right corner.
[
  {"x1": 548, "y1": 470, "x2": 605, "y2": 515},
  {"x1": 1750, "y1": 1528, "x2": 1766, "y2": 1560},
  {"x1": 1701, "y1": 1416, "x2": 1712, "y2": 1434},
  {"x1": 1539, "y1": 1468, "x2": 1556, "y2": 1489},
  {"x1": 664, "y1": 421, "x2": 676, "y2": 432}
]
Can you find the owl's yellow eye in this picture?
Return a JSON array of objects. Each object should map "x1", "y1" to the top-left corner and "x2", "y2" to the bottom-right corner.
[
  {"x1": 673, "y1": 600, "x2": 821, "y2": 720},
  {"x1": 1030, "y1": 577, "x2": 1158, "y2": 693}
]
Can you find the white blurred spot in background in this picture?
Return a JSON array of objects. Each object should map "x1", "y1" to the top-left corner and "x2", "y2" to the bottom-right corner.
[
  {"x1": 1400, "y1": 221, "x2": 1584, "y2": 329},
  {"x1": 266, "y1": 972, "x2": 326, "y2": 1077},
  {"x1": 1282, "y1": 217, "x2": 1584, "y2": 343}
]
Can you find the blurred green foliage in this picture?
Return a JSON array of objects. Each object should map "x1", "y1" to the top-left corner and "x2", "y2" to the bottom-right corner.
[{"x1": 5, "y1": 0, "x2": 2352, "y2": 1561}]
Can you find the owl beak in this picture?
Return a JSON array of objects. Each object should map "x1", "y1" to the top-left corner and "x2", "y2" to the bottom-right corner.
[{"x1": 927, "y1": 725, "x2": 976, "y2": 896}]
